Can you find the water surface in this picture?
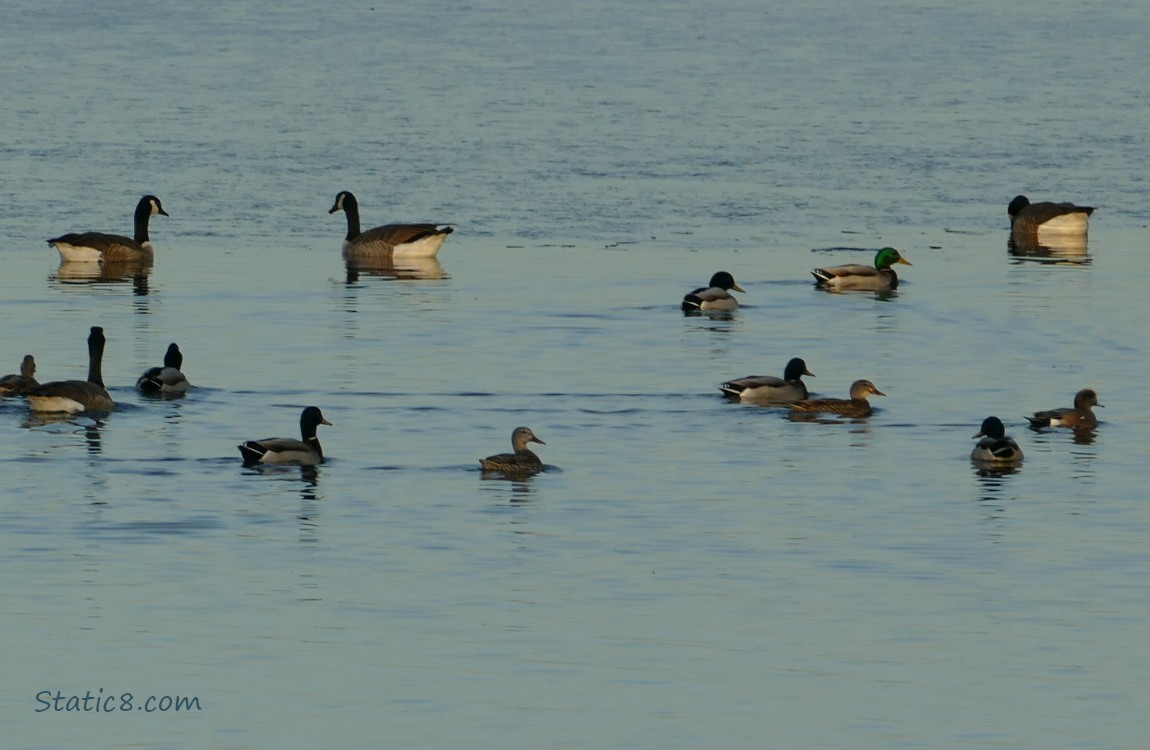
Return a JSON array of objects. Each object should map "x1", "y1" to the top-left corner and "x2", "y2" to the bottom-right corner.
[{"x1": 3, "y1": 1, "x2": 1150, "y2": 748}]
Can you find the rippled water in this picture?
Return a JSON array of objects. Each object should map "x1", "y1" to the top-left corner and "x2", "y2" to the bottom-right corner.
[{"x1": 4, "y1": 1, "x2": 1150, "y2": 748}]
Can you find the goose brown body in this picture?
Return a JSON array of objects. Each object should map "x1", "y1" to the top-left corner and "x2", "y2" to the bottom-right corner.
[
  {"x1": 329, "y1": 191, "x2": 453, "y2": 259},
  {"x1": 24, "y1": 328, "x2": 114, "y2": 413},
  {"x1": 1008, "y1": 195, "x2": 1095, "y2": 245},
  {"x1": 47, "y1": 196, "x2": 168, "y2": 264}
]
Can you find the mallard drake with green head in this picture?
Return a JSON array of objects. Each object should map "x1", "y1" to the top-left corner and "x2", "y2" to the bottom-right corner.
[
  {"x1": 971, "y1": 416, "x2": 1024, "y2": 464},
  {"x1": 479, "y1": 426, "x2": 546, "y2": 476},
  {"x1": 137, "y1": 343, "x2": 190, "y2": 396},
  {"x1": 789, "y1": 379, "x2": 885, "y2": 418},
  {"x1": 720, "y1": 357, "x2": 814, "y2": 403},
  {"x1": 812, "y1": 247, "x2": 911, "y2": 292},
  {"x1": 238, "y1": 406, "x2": 332, "y2": 466},
  {"x1": 1025, "y1": 388, "x2": 1102, "y2": 430},
  {"x1": 682, "y1": 271, "x2": 744, "y2": 312}
]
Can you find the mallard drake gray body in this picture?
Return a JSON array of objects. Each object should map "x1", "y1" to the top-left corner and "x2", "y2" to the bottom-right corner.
[
  {"x1": 329, "y1": 191, "x2": 453, "y2": 259},
  {"x1": 23, "y1": 327, "x2": 114, "y2": 413},
  {"x1": 47, "y1": 195, "x2": 168, "y2": 264},
  {"x1": 720, "y1": 357, "x2": 815, "y2": 403},
  {"x1": 238, "y1": 406, "x2": 332, "y2": 466},
  {"x1": 682, "y1": 271, "x2": 745, "y2": 312},
  {"x1": 812, "y1": 247, "x2": 912, "y2": 292},
  {"x1": 479, "y1": 426, "x2": 546, "y2": 475},
  {"x1": 971, "y1": 416, "x2": 1024, "y2": 464},
  {"x1": 137, "y1": 343, "x2": 190, "y2": 395},
  {"x1": 0, "y1": 355, "x2": 39, "y2": 396},
  {"x1": 789, "y1": 379, "x2": 885, "y2": 418},
  {"x1": 1025, "y1": 388, "x2": 1102, "y2": 430},
  {"x1": 1008, "y1": 195, "x2": 1095, "y2": 244}
]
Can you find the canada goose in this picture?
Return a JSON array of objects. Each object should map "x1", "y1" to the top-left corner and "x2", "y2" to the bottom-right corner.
[
  {"x1": 238, "y1": 406, "x2": 332, "y2": 466},
  {"x1": 328, "y1": 191, "x2": 453, "y2": 259},
  {"x1": 23, "y1": 327, "x2": 115, "y2": 413},
  {"x1": 682, "y1": 271, "x2": 745, "y2": 312},
  {"x1": 0, "y1": 355, "x2": 39, "y2": 396},
  {"x1": 479, "y1": 426, "x2": 546, "y2": 476},
  {"x1": 1008, "y1": 195, "x2": 1095, "y2": 245},
  {"x1": 789, "y1": 379, "x2": 885, "y2": 418},
  {"x1": 720, "y1": 357, "x2": 815, "y2": 403},
  {"x1": 971, "y1": 416, "x2": 1024, "y2": 465},
  {"x1": 812, "y1": 248, "x2": 912, "y2": 292},
  {"x1": 47, "y1": 195, "x2": 168, "y2": 263},
  {"x1": 1025, "y1": 388, "x2": 1102, "y2": 430},
  {"x1": 136, "y1": 343, "x2": 190, "y2": 396}
]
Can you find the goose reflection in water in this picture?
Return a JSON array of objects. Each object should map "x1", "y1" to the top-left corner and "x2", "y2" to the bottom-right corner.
[
  {"x1": 1008, "y1": 236, "x2": 1091, "y2": 265},
  {"x1": 21, "y1": 413, "x2": 106, "y2": 454},
  {"x1": 52, "y1": 260, "x2": 151, "y2": 295},
  {"x1": 344, "y1": 256, "x2": 446, "y2": 284}
]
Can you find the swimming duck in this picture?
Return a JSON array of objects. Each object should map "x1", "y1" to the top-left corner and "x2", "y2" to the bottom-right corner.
[
  {"x1": 238, "y1": 406, "x2": 332, "y2": 466},
  {"x1": 971, "y1": 416, "x2": 1024, "y2": 464},
  {"x1": 682, "y1": 271, "x2": 745, "y2": 313},
  {"x1": 1008, "y1": 195, "x2": 1095, "y2": 245},
  {"x1": 1025, "y1": 388, "x2": 1102, "y2": 430},
  {"x1": 329, "y1": 191, "x2": 454, "y2": 259},
  {"x1": 136, "y1": 343, "x2": 190, "y2": 396},
  {"x1": 720, "y1": 357, "x2": 815, "y2": 403},
  {"x1": 479, "y1": 426, "x2": 546, "y2": 476},
  {"x1": 47, "y1": 195, "x2": 168, "y2": 264},
  {"x1": 0, "y1": 355, "x2": 39, "y2": 396},
  {"x1": 812, "y1": 247, "x2": 912, "y2": 292},
  {"x1": 789, "y1": 379, "x2": 885, "y2": 418},
  {"x1": 23, "y1": 327, "x2": 115, "y2": 413}
]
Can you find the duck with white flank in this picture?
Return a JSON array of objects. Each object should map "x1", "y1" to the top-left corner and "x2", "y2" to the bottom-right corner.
[
  {"x1": 238, "y1": 406, "x2": 332, "y2": 466},
  {"x1": 812, "y1": 247, "x2": 912, "y2": 292},
  {"x1": 682, "y1": 271, "x2": 744, "y2": 313}
]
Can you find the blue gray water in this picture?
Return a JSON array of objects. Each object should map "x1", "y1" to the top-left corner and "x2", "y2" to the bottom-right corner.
[{"x1": 3, "y1": 1, "x2": 1150, "y2": 748}]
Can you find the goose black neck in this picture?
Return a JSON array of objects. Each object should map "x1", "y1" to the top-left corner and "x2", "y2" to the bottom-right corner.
[
  {"x1": 133, "y1": 200, "x2": 153, "y2": 244},
  {"x1": 342, "y1": 194, "x2": 362, "y2": 241},
  {"x1": 87, "y1": 327, "x2": 106, "y2": 387}
]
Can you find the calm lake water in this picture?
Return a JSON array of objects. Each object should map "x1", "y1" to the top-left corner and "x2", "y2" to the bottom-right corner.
[{"x1": 3, "y1": 1, "x2": 1150, "y2": 748}]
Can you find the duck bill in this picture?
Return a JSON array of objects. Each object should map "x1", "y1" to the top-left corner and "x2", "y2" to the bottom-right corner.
[
  {"x1": 321, "y1": 418, "x2": 333, "y2": 426},
  {"x1": 870, "y1": 387, "x2": 886, "y2": 397},
  {"x1": 530, "y1": 436, "x2": 546, "y2": 445},
  {"x1": 896, "y1": 257, "x2": 912, "y2": 266},
  {"x1": 731, "y1": 282, "x2": 745, "y2": 293}
]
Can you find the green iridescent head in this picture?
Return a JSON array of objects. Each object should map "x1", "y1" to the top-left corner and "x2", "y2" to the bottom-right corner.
[{"x1": 874, "y1": 247, "x2": 912, "y2": 269}]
